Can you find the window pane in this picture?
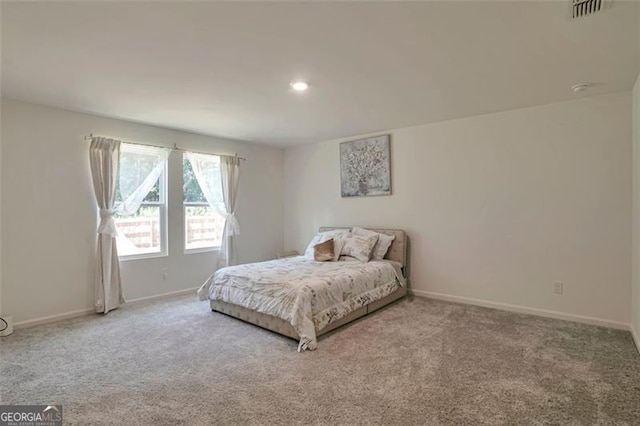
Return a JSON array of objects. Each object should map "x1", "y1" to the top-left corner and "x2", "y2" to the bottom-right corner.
[
  {"x1": 185, "y1": 205, "x2": 224, "y2": 250},
  {"x1": 115, "y1": 169, "x2": 160, "y2": 203},
  {"x1": 115, "y1": 206, "x2": 161, "y2": 256},
  {"x1": 142, "y1": 179, "x2": 160, "y2": 203},
  {"x1": 183, "y1": 154, "x2": 225, "y2": 251},
  {"x1": 116, "y1": 144, "x2": 165, "y2": 203},
  {"x1": 116, "y1": 178, "x2": 161, "y2": 203},
  {"x1": 183, "y1": 159, "x2": 207, "y2": 203}
]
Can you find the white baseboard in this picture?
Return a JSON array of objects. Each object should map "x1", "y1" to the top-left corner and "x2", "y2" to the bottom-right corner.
[
  {"x1": 14, "y1": 307, "x2": 95, "y2": 330},
  {"x1": 14, "y1": 287, "x2": 199, "y2": 330},
  {"x1": 410, "y1": 289, "x2": 630, "y2": 331},
  {"x1": 631, "y1": 324, "x2": 640, "y2": 355},
  {"x1": 125, "y1": 287, "x2": 198, "y2": 306}
]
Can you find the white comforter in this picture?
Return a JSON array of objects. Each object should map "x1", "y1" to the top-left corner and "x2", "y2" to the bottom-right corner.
[{"x1": 197, "y1": 256, "x2": 405, "y2": 351}]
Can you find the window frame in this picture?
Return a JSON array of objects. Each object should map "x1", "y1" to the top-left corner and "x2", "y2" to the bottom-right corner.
[{"x1": 117, "y1": 159, "x2": 169, "y2": 261}]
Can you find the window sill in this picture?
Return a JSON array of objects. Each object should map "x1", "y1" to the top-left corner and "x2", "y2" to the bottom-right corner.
[
  {"x1": 184, "y1": 246, "x2": 220, "y2": 255},
  {"x1": 119, "y1": 252, "x2": 168, "y2": 262}
]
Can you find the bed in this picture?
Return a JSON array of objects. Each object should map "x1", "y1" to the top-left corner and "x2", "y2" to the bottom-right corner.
[{"x1": 197, "y1": 227, "x2": 408, "y2": 350}]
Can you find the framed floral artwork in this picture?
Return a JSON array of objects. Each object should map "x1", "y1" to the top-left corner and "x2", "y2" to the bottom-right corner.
[{"x1": 340, "y1": 134, "x2": 391, "y2": 197}]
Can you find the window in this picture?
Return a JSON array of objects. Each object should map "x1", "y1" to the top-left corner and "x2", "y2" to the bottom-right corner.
[
  {"x1": 183, "y1": 155, "x2": 225, "y2": 251},
  {"x1": 114, "y1": 144, "x2": 168, "y2": 258}
]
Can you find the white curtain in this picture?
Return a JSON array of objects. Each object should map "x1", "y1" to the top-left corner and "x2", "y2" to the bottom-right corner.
[
  {"x1": 117, "y1": 143, "x2": 171, "y2": 215},
  {"x1": 185, "y1": 152, "x2": 226, "y2": 218},
  {"x1": 218, "y1": 155, "x2": 241, "y2": 268},
  {"x1": 89, "y1": 137, "x2": 123, "y2": 314}
]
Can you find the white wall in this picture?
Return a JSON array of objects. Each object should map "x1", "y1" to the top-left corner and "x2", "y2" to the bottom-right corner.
[
  {"x1": 631, "y1": 3, "x2": 640, "y2": 351},
  {"x1": 285, "y1": 92, "x2": 632, "y2": 327},
  {"x1": 0, "y1": 99, "x2": 3, "y2": 317},
  {"x1": 1, "y1": 99, "x2": 284, "y2": 324},
  {"x1": 0, "y1": 4, "x2": 4, "y2": 317},
  {"x1": 632, "y1": 76, "x2": 640, "y2": 347}
]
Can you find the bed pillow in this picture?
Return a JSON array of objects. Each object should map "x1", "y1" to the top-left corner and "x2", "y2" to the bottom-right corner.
[
  {"x1": 313, "y1": 239, "x2": 335, "y2": 261},
  {"x1": 352, "y1": 227, "x2": 396, "y2": 260},
  {"x1": 340, "y1": 234, "x2": 378, "y2": 262},
  {"x1": 304, "y1": 229, "x2": 351, "y2": 260}
]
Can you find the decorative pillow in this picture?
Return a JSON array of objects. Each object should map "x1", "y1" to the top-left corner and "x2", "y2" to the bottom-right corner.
[
  {"x1": 313, "y1": 239, "x2": 334, "y2": 261},
  {"x1": 340, "y1": 234, "x2": 378, "y2": 262},
  {"x1": 304, "y1": 229, "x2": 351, "y2": 259},
  {"x1": 352, "y1": 227, "x2": 396, "y2": 260},
  {"x1": 332, "y1": 237, "x2": 346, "y2": 262}
]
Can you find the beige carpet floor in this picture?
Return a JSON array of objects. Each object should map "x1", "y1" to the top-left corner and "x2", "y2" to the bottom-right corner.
[{"x1": 1, "y1": 294, "x2": 640, "y2": 425}]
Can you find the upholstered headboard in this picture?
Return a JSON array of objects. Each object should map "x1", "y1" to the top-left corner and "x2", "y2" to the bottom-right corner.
[{"x1": 318, "y1": 227, "x2": 408, "y2": 267}]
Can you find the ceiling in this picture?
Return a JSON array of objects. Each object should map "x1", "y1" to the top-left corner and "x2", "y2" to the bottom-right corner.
[{"x1": 1, "y1": 1, "x2": 638, "y2": 147}]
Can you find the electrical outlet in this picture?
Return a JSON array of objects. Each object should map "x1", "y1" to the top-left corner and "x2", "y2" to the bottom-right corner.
[
  {"x1": 553, "y1": 281, "x2": 563, "y2": 295},
  {"x1": 162, "y1": 268, "x2": 168, "y2": 280}
]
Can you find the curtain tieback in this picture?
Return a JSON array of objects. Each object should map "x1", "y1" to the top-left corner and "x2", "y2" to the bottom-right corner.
[
  {"x1": 98, "y1": 209, "x2": 118, "y2": 236},
  {"x1": 225, "y1": 212, "x2": 240, "y2": 236}
]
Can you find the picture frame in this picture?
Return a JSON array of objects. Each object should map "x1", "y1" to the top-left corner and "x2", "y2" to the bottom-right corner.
[{"x1": 340, "y1": 134, "x2": 391, "y2": 197}]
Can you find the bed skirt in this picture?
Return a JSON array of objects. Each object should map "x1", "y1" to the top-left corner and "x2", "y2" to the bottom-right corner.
[{"x1": 209, "y1": 285, "x2": 407, "y2": 341}]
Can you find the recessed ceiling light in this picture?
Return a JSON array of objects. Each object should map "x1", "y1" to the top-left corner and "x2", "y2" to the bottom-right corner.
[{"x1": 290, "y1": 81, "x2": 309, "y2": 92}]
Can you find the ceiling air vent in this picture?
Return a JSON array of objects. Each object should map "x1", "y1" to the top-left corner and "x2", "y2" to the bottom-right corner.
[{"x1": 571, "y1": 0, "x2": 610, "y2": 19}]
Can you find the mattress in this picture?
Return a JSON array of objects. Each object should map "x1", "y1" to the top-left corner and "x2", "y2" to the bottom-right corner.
[{"x1": 197, "y1": 256, "x2": 405, "y2": 351}]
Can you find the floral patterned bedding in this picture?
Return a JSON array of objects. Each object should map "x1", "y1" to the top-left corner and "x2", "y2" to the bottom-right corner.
[{"x1": 197, "y1": 256, "x2": 405, "y2": 351}]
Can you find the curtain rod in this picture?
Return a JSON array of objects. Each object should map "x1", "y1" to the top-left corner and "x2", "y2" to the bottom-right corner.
[{"x1": 83, "y1": 134, "x2": 246, "y2": 161}]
